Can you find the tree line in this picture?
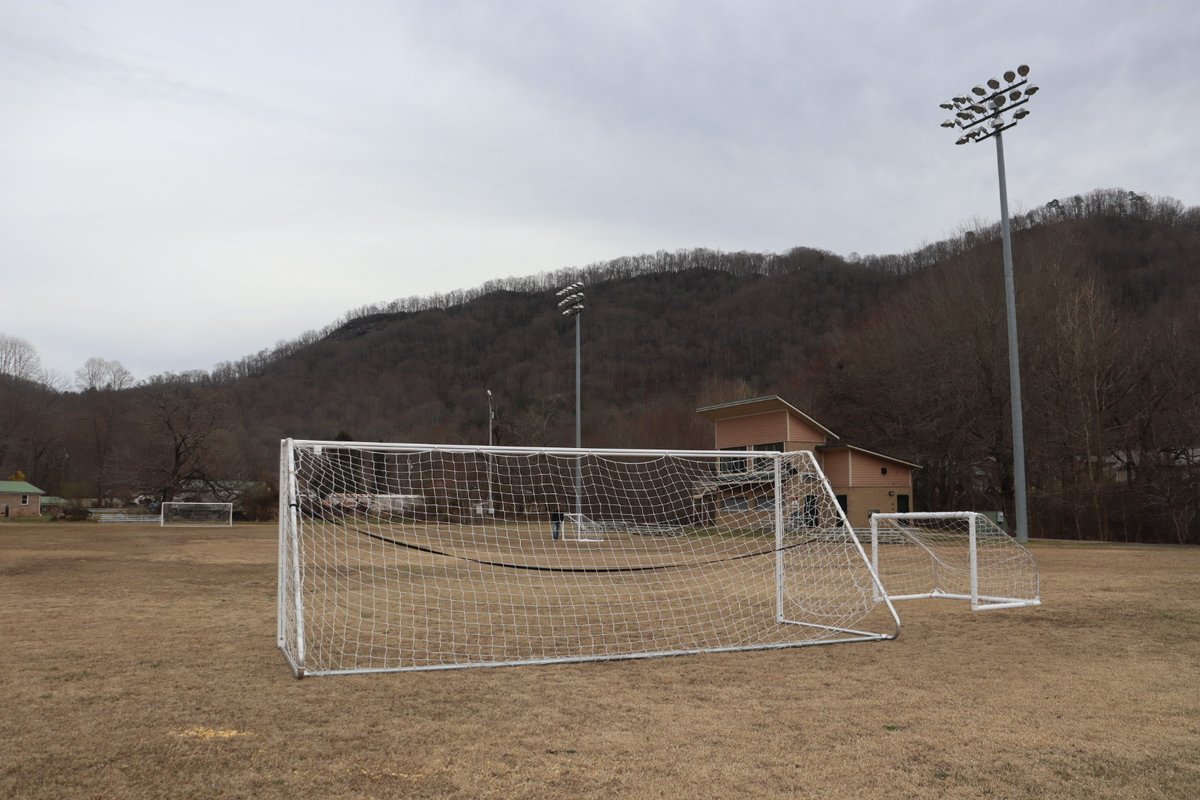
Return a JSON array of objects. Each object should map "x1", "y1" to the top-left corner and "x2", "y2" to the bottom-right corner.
[{"x1": 1, "y1": 188, "x2": 1196, "y2": 540}]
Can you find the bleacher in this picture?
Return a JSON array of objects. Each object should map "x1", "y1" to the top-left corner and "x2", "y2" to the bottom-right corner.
[{"x1": 88, "y1": 509, "x2": 159, "y2": 524}]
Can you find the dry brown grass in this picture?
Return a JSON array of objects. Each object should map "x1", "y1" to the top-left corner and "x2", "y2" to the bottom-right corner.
[{"x1": 1, "y1": 522, "x2": 1198, "y2": 799}]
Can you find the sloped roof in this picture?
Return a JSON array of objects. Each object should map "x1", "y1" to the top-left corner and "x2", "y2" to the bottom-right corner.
[
  {"x1": 695, "y1": 395, "x2": 838, "y2": 441},
  {"x1": 0, "y1": 480, "x2": 45, "y2": 495},
  {"x1": 696, "y1": 396, "x2": 921, "y2": 470},
  {"x1": 816, "y1": 443, "x2": 922, "y2": 470}
]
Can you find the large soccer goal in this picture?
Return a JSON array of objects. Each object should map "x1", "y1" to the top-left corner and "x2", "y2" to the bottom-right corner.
[
  {"x1": 868, "y1": 512, "x2": 1040, "y2": 611},
  {"x1": 277, "y1": 440, "x2": 901, "y2": 676},
  {"x1": 160, "y1": 501, "x2": 233, "y2": 527}
]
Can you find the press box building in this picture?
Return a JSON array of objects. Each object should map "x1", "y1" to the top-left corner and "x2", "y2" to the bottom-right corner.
[{"x1": 696, "y1": 396, "x2": 918, "y2": 529}]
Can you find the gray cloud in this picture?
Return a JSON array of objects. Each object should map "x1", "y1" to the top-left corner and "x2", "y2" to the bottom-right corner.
[{"x1": 1, "y1": 0, "x2": 1197, "y2": 379}]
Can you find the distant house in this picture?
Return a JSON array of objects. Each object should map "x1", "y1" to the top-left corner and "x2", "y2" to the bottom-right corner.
[
  {"x1": 696, "y1": 396, "x2": 918, "y2": 528},
  {"x1": 0, "y1": 480, "x2": 46, "y2": 518}
]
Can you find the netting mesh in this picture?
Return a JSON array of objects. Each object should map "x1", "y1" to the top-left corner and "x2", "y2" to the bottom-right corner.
[
  {"x1": 278, "y1": 441, "x2": 897, "y2": 675},
  {"x1": 869, "y1": 512, "x2": 1040, "y2": 609}
]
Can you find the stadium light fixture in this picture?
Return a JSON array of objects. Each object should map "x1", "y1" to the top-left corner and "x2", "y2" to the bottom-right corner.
[
  {"x1": 555, "y1": 281, "x2": 586, "y2": 515},
  {"x1": 938, "y1": 64, "x2": 1039, "y2": 544}
]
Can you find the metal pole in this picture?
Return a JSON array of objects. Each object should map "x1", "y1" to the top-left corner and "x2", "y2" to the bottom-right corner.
[
  {"x1": 774, "y1": 455, "x2": 784, "y2": 622},
  {"x1": 995, "y1": 129, "x2": 1030, "y2": 544},
  {"x1": 574, "y1": 313, "x2": 582, "y2": 516},
  {"x1": 554, "y1": 282, "x2": 586, "y2": 520},
  {"x1": 486, "y1": 389, "x2": 493, "y2": 513},
  {"x1": 968, "y1": 513, "x2": 980, "y2": 609}
]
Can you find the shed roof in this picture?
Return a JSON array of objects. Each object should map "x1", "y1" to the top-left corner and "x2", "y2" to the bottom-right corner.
[
  {"x1": 0, "y1": 480, "x2": 45, "y2": 495},
  {"x1": 695, "y1": 395, "x2": 838, "y2": 441},
  {"x1": 816, "y1": 443, "x2": 922, "y2": 470}
]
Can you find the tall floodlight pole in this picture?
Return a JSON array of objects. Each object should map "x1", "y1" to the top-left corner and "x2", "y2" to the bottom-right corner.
[
  {"x1": 555, "y1": 281, "x2": 585, "y2": 515},
  {"x1": 486, "y1": 389, "x2": 494, "y2": 513},
  {"x1": 940, "y1": 65, "x2": 1039, "y2": 544}
]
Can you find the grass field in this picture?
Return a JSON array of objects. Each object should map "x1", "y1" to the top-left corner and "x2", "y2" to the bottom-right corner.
[{"x1": 2, "y1": 523, "x2": 1198, "y2": 799}]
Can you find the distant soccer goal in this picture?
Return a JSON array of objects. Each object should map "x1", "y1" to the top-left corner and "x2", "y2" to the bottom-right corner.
[
  {"x1": 161, "y1": 501, "x2": 234, "y2": 528},
  {"x1": 868, "y1": 512, "x2": 1040, "y2": 611},
  {"x1": 277, "y1": 440, "x2": 900, "y2": 677},
  {"x1": 561, "y1": 512, "x2": 608, "y2": 541}
]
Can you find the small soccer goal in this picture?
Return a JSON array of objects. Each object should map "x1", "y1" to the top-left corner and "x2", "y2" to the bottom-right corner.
[
  {"x1": 560, "y1": 512, "x2": 608, "y2": 542},
  {"x1": 160, "y1": 501, "x2": 234, "y2": 528},
  {"x1": 277, "y1": 440, "x2": 901, "y2": 676},
  {"x1": 868, "y1": 512, "x2": 1039, "y2": 611}
]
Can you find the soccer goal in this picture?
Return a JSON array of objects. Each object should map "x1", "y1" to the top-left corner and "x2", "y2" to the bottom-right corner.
[
  {"x1": 868, "y1": 512, "x2": 1040, "y2": 611},
  {"x1": 277, "y1": 439, "x2": 900, "y2": 676},
  {"x1": 561, "y1": 512, "x2": 608, "y2": 541},
  {"x1": 160, "y1": 501, "x2": 233, "y2": 527}
]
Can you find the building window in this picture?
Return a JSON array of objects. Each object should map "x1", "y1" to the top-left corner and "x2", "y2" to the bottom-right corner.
[
  {"x1": 720, "y1": 457, "x2": 745, "y2": 474},
  {"x1": 720, "y1": 447, "x2": 746, "y2": 474},
  {"x1": 20, "y1": 494, "x2": 29, "y2": 505},
  {"x1": 880, "y1": 467, "x2": 888, "y2": 475},
  {"x1": 752, "y1": 442, "x2": 783, "y2": 470}
]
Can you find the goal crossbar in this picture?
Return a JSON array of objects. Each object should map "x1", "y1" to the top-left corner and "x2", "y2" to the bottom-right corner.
[{"x1": 278, "y1": 439, "x2": 901, "y2": 676}]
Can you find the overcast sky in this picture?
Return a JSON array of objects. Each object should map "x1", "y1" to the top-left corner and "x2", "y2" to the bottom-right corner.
[{"x1": 3, "y1": 0, "x2": 1198, "y2": 382}]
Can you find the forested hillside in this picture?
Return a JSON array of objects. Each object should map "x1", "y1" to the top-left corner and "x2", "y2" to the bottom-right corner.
[{"x1": 2, "y1": 189, "x2": 1197, "y2": 542}]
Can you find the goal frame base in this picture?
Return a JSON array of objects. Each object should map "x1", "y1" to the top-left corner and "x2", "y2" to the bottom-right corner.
[{"x1": 283, "y1": 631, "x2": 895, "y2": 677}]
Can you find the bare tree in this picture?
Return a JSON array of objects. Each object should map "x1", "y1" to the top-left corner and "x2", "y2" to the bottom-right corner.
[
  {"x1": 74, "y1": 358, "x2": 136, "y2": 504},
  {"x1": 0, "y1": 333, "x2": 44, "y2": 383},
  {"x1": 818, "y1": 241, "x2": 1012, "y2": 515},
  {"x1": 1033, "y1": 274, "x2": 1131, "y2": 539},
  {"x1": 128, "y1": 375, "x2": 238, "y2": 502},
  {"x1": 75, "y1": 358, "x2": 135, "y2": 392},
  {"x1": 506, "y1": 394, "x2": 568, "y2": 447}
]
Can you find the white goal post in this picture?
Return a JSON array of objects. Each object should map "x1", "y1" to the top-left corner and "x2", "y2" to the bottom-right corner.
[
  {"x1": 277, "y1": 439, "x2": 901, "y2": 676},
  {"x1": 160, "y1": 501, "x2": 233, "y2": 527},
  {"x1": 869, "y1": 512, "x2": 1040, "y2": 611},
  {"x1": 561, "y1": 512, "x2": 608, "y2": 541}
]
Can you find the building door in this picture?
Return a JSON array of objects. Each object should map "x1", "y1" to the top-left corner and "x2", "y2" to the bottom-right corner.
[
  {"x1": 802, "y1": 495, "x2": 819, "y2": 527},
  {"x1": 896, "y1": 494, "x2": 910, "y2": 513}
]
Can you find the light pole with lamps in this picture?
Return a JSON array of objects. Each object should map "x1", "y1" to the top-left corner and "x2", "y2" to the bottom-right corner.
[
  {"x1": 555, "y1": 281, "x2": 585, "y2": 516},
  {"x1": 939, "y1": 64, "x2": 1039, "y2": 544}
]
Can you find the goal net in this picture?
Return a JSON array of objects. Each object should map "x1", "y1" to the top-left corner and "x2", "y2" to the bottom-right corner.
[
  {"x1": 160, "y1": 501, "x2": 233, "y2": 527},
  {"x1": 277, "y1": 440, "x2": 900, "y2": 676},
  {"x1": 558, "y1": 512, "x2": 689, "y2": 542},
  {"x1": 868, "y1": 512, "x2": 1040, "y2": 610}
]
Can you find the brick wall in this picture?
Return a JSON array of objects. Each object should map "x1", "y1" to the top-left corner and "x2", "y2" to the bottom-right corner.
[{"x1": 1, "y1": 493, "x2": 41, "y2": 518}]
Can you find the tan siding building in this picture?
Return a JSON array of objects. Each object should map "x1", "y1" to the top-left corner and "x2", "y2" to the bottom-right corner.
[{"x1": 697, "y1": 396, "x2": 918, "y2": 528}]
